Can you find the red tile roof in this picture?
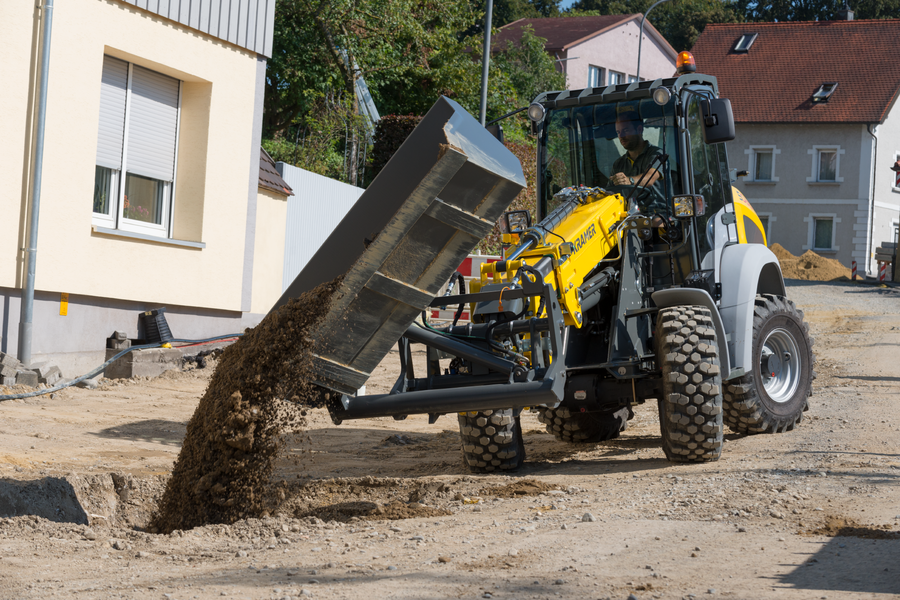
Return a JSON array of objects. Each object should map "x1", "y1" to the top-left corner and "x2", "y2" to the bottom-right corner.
[
  {"x1": 494, "y1": 15, "x2": 674, "y2": 57},
  {"x1": 258, "y1": 147, "x2": 293, "y2": 196},
  {"x1": 691, "y1": 20, "x2": 900, "y2": 124}
]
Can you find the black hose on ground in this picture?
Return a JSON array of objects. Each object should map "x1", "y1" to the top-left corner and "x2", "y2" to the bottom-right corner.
[{"x1": 0, "y1": 334, "x2": 243, "y2": 402}]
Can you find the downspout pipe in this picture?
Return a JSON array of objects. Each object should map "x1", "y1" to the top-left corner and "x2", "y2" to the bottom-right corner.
[
  {"x1": 18, "y1": 0, "x2": 54, "y2": 366},
  {"x1": 478, "y1": 0, "x2": 494, "y2": 126},
  {"x1": 866, "y1": 123, "x2": 878, "y2": 277}
]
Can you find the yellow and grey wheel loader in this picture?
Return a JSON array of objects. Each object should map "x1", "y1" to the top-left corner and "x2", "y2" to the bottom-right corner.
[{"x1": 272, "y1": 62, "x2": 814, "y2": 473}]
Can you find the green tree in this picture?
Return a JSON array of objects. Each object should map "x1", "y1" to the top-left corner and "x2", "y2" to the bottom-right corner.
[
  {"x1": 265, "y1": 0, "x2": 477, "y2": 184},
  {"x1": 737, "y1": 0, "x2": 900, "y2": 21},
  {"x1": 569, "y1": 0, "x2": 743, "y2": 51},
  {"x1": 493, "y1": 27, "x2": 567, "y2": 103}
]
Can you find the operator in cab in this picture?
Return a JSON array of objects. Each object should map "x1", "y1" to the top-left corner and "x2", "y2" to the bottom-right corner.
[{"x1": 608, "y1": 112, "x2": 661, "y2": 189}]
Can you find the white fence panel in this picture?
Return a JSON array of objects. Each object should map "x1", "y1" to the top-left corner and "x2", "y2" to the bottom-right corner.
[{"x1": 275, "y1": 163, "x2": 365, "y2": 292}]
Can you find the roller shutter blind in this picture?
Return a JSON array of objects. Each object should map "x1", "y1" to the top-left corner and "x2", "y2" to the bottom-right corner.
[
  {"x1": 95, "y1": 56, "x2": 128, "y2": 170},
  {"x1": 126, "y1": 65, "x2": 179, "y2": 182}
]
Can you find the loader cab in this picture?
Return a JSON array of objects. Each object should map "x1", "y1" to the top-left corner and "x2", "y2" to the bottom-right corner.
[
  {"x1": 533, "y1": 76, "x2": 737, "y2": 293},
  {"x1": 537, "y1": 95, "x2": 682, "y2": 218}
]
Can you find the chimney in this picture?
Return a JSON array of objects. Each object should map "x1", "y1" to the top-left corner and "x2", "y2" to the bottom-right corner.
[{"x1": 837, "y1": 2, "x2": 854, "y2": 20}]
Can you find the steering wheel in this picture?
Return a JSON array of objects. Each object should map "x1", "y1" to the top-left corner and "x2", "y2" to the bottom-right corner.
[{"x1": 604, "y1": 183, "x2": 667, "y2": 213}]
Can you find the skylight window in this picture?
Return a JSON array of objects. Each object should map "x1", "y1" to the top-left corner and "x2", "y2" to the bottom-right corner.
[
  {"x1": 734, "y1": 33, "x2": 758, "y2": 52},
  {"x1": 812, "y1": 82, "x2": 838, "y2": 102}
]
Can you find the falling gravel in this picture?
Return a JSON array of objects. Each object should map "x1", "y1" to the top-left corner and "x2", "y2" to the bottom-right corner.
[{"x1": 149, "y1": 279, "x2": 341, "y2": 533}]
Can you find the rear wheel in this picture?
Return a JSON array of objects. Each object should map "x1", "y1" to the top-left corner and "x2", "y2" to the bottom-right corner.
[
  {"x1": 655, "y1": 305, "x2": 724, "y2": 462},
  {"x1": 458, "y1": 409, "x2": 525, "y2": 473},
  {"x1": 724, "y1": 294, "x2": 814, "y2": 434},
  {"x1": 537, "y1": 406, "x2": 629, "y2": 443}
]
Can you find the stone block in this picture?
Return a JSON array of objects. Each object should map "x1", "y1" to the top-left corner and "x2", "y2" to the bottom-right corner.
[
  {"x1": 104, "y1": 348, "x2": 182, "y2": 379},
  {"x1": 28, "y1": 362, "x2": 57, "y2": 378},
  {"x1": 2, "y1": 377, "x2": 15, "y2": 386},
  {"x1": 39, "y1": 366, "x2": 62, "y2": 385},
  {"x1": 107, "y1": 333, "x2": 131, "y2": 351},
  {"x1": 0, "y1": 365, "x2": 17, "y2": 378},
  {"x1": 16, "y1": 371, "x2": 39, "y2": 387},
  {"x1": 0, "y1": 352, "x2": 20, "y2": 369}
]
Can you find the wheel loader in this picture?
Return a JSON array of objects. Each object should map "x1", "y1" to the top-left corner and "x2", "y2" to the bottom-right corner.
[{"x1": 272, "y1": 58, "x2": 815, "y2": 473}]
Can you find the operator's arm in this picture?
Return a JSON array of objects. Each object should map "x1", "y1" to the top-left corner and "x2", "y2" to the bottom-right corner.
[{"x1": 609, "y1": 167, "x2": 659, "y2": 187}]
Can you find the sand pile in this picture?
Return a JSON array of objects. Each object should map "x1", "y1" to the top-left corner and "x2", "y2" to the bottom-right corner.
[
  {"x1": 149, "y1": 279, "x2": 341, "y2": 534},
  {"x1": 770, "y1": 243, "x2": 850, "y2": 281}
]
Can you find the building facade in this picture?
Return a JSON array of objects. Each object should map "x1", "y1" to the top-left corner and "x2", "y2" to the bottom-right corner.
[
  {"x1": 1, "y1": 0, "x2": 284, "y2": 374},
  {"x1": 692, "y1": 20, "x2": 900, "y2": 276},
  {"x1": 494, "y1": 15, "x2": 678, "y2": 92}
]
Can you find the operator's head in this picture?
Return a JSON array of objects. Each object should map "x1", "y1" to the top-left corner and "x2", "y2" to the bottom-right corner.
[{"x1": 616, "y1": 116, "x2": 645, "y2": 153}]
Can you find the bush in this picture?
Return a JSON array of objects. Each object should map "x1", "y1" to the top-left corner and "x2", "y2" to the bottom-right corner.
[{"x1": 366, "y1": 115, "x2": 423, "y2": 185}]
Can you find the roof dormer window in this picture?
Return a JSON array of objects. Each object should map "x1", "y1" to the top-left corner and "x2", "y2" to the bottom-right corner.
[
  {"x1": 734, "y1": 33, "x2": 758, "y2": 52},
  {"x1": 812, "y1": 82, "x2": 838, "y2": 102}
]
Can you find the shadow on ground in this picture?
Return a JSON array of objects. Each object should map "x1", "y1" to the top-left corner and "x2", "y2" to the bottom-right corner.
[
  {"x1": 774, "y1": 533, "x2": 900, "y2": 595},
  {"x1": 90, "y1": 419, "x2": 186, "y2": 446}
]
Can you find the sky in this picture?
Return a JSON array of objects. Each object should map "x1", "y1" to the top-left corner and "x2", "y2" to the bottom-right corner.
[{"x1": 560, "y1": 0, "x2": 577, "y2": 8}]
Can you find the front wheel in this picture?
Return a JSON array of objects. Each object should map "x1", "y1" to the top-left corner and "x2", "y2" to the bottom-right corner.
[
  {"x1": 656, "y1": 305, "x2": 724, "y2": 462},
  {"x1": 724, "y1": 294, "x2": 814, "y2": 434},
  {"x1": 458, "y1": 409, "x2": 525, "y2": 473}
]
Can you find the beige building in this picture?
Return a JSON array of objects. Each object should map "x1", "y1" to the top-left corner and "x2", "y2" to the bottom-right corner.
[{"x1": 1, "y1": 0, "x2": 289, "y2": 374}]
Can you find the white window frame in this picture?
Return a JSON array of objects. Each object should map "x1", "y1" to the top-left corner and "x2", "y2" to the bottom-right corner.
[
  {"x1": 803, "y1": 212, "x2": 840, "y2": 252},
  {"x1": 587, "y1": 65, "x2": 604, "y2": 88},
  {"x1": 756, "y1": 211, "x2": 775, "y2": 242},
  {"x1": 92, "y1": 59, "x2": 182, "y2": 239},
  {"x1": 608, "y1": 71, "x2": 624, "y2": 86},
  {"x1": 734, "y1": 33, "x2": 758, "y2": 52},
  {"x1": 628, "y1": 75, "x2": 638, "y2": 83},
  {"x1": 807, "y1": 145, "x2": 844, "y2": 183},
  {"x1": 743, "y1": 145, "x2": 780, "y2": 183},
  {"x1": 892, "y1": 151, "x2": 900, "y2": 193}
]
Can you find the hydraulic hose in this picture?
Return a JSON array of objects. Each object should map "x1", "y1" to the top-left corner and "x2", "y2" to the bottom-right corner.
[{"x1": 0, "y1": 333, "x2": 243, "y2": 402}]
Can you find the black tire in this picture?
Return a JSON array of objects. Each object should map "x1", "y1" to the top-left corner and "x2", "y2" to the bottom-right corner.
[
  {"x1": 656, "y1": 305, "x2": 724, "y2": 462},
  {"x1": 537, "y1": 406, "x2": 629, "y2": 443},
  {"x1": 458, "y1": 409, "x2": 525, "y2": 473},
  {"x1": 724, "y1": 294, "x2": 815, "y2": 434}
]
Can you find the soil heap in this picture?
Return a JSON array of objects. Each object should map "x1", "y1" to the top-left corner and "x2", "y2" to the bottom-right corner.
[
  {"x1": 770, "y1": 243, "x2": 850, "y2": 281},
  {"x1": 149, "y1": 280, "x2": 340, "y2": 533}
]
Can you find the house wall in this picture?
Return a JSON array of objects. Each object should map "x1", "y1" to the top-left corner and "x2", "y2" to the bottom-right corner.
[
  {"x1": 249, "y1": 189, "x2": 289, "y2": 315},
  {"x1": 566, "y1": 20, "x2": 676, "y2": 89},
  {"x1": 2, "y1": 0, "x2": 261, "y2": 311},
  {"x1": 0, "y1": 0, "x2": 270, "y2": 372},
  {"x1": 873, "y1": 104, "x2": 900, "y2": 270},
  {"x1": 728, "y1": 123, "x2": 872, "y2": 271}
]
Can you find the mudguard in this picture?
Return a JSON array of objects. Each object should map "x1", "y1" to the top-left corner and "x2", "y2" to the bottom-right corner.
[
  {"x1": 651, "y1": 288, "x2": 735, "y2": 380},
  {"x1": 717, "y1": 243, "x2": 786, "y2": 378}
]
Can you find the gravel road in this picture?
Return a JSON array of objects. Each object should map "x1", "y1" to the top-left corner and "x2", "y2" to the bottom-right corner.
[{"x1": 0, "y1": 279, "x2": 898, "y2": 600}]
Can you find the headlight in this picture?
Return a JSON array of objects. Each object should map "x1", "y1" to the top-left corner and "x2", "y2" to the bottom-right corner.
[
  {"x1": 653, "y1": 87, "x2": 672, "y2": 106},
  {"x1": 527, "y1": 103, "x2": 546, "y2": 122}
]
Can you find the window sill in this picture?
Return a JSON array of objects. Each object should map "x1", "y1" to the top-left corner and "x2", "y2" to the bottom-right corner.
[
  {"x1": 892, "y1": 187, "x2": 900, "y2": 194},
  {"x1": 806, "y1": 181, "x2": 842, "y2": 186},
  {"x1": 742, "y1": 180, "x2": 777, "y2": 185},
  {"x1": 92, "y1": 225, "x2": 205, "y2": 249},
  {"x1": 812, "y1": 248, "x2": 837, "y2": 254}
]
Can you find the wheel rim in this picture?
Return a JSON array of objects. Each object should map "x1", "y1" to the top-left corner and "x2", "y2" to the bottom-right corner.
[{"x1": 759, "y1": 327, "x2": 801, "y2": 403}]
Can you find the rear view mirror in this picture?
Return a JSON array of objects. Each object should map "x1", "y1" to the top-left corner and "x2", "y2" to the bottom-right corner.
[
  {"x1": 700, "y1": 98, "x2": 735, "y2": 144},
  {"x1": 485, "y1": 124, "x2": 504, "y2": 144},
  {"x1": 503, "y1": 210, "x2": 532, "y2": 234}
]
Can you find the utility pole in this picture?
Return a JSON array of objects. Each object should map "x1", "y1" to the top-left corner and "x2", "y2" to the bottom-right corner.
[
  {"x1": 636, "y1": 0, "x2": 674, "y2": 81},
  {"x1": 478, "y1": 0, "x2": 494, "y2": 126}
]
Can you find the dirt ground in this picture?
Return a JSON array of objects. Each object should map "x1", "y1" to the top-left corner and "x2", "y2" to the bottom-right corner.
[{"x1": 1, "y1": 280, "x2": 899, "y2": 600}]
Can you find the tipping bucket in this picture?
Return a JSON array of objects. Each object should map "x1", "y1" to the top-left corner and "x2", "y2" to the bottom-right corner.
[{"x1": 271, "y1": 97, "x2": 526, "y2": 395}]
